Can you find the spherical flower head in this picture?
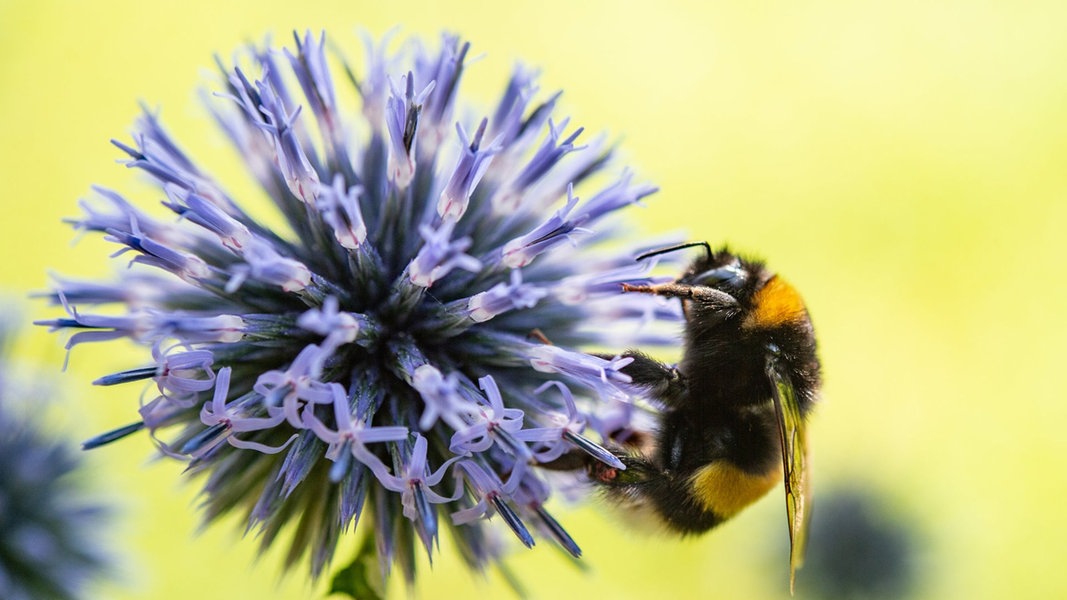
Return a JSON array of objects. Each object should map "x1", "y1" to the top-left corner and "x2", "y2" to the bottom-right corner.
[
  {"x1": 0, "y1": 322, "x2": 112, "y2": 600},
  {"x1": 38, "y1": 30, "x2": 679, "y2": 584}
]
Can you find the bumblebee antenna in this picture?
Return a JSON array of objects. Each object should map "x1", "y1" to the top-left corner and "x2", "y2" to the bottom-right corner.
[{"x1": 635, "y1": 241, "x2": 712, "y2": 262}]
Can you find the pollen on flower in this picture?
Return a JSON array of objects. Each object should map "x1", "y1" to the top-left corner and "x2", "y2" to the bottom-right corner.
[{"x1": 39, "y1": 28, "x2": 685, "y2": 587}]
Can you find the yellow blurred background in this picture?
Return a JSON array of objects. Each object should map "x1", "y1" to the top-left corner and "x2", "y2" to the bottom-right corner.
[{"x1": 2, "y1": 0, "x2": 1066, "y2": 598}]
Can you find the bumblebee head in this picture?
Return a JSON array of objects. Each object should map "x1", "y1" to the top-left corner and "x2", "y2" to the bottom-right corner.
[
  {"x1": 680, "y1": 247, "x2": 766, "y2": 302},
  {"x1": 630, "y1": 243, "x2": 811, "y2": 341},
  {"x1": 681, "y1": 246, "x2": 811, "y2": 334},
  {"x1": 637, "y1": 243, "x2": 773, "y2": 307}
]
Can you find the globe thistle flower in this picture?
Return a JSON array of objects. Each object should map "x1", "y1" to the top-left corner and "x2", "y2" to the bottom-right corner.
[
  {"x1": 38, "y1": 31, "x2": 678, "y2": 584},
  {"x1": 0, "y1": 320, "x2": 111, "y2": 600}
]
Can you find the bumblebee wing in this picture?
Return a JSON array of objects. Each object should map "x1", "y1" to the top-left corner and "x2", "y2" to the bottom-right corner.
[{"x1": 766, "y1": 353, "x2": 811, "y2": 595}]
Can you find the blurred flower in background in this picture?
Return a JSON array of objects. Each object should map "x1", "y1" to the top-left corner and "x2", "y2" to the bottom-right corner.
[
  {"x1": 0, "y1": 312, "x2": 112, "y2": 600},
  {"x1": 796, "y1": 486, "x2": 923, "y2": 599},
  {"x1": 37, "y1": 30, "x2": 676, "y2": 588}
]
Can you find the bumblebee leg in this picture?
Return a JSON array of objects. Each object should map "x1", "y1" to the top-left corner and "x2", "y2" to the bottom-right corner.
[
  {"x1": 596, "y1": 349, "x2": 687, "y2": 407},
  {"x1": 540, "y1": 448, "x2": 666, "y2": 495},
  {"x1": 591, "y1": 452, "x2": 661, "y2": 486}
]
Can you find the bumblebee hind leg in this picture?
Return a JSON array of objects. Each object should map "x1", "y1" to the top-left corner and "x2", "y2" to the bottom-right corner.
[{"x1": 591, "y1": 451, "x2": 661, "y2": 486}]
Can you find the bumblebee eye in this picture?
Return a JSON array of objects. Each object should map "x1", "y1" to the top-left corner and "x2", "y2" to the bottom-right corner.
[{"x1": 691, "y1": 258, "x2": 747, "y2": 290}]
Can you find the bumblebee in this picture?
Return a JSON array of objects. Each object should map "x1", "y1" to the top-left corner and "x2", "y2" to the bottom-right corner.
[{"x1": 589, "y1": 242, "x2": 819, "y2": 591}]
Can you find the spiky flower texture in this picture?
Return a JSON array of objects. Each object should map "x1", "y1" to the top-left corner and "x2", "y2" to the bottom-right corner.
[{"x1": 40, "y1": 31, "x2": 676, "y2": 584}]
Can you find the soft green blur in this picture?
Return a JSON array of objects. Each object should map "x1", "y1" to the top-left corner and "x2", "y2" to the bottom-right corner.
[{"x1": 2, "y1": 1, "x2": 1066, "y2": 598}]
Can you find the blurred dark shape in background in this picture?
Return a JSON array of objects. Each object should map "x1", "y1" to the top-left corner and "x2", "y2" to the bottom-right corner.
[
  {"x1": 797, "y1": 486, "x2": 923, "y2": 599},
  {"x1": 0, "y1": 310, "x2": 114, "y2": 600}
]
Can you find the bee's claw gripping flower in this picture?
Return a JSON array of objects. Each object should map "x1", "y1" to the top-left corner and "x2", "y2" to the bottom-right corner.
[{"x1": 40, "y1": 30, "x2": 682, "y2": 584}]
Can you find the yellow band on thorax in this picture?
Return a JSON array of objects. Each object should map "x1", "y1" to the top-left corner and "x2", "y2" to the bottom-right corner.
[{"x1": 743, "y1": 275, "x2": 808, "y2": 330}]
